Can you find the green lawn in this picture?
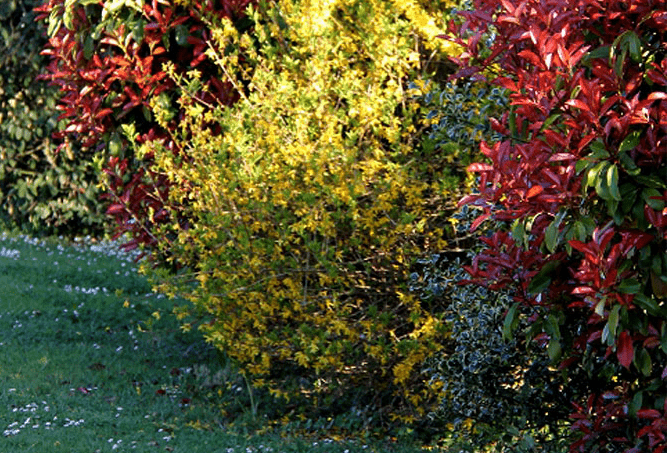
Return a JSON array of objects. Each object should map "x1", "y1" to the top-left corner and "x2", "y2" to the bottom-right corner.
[{"x1": 0, "y1": 232, "x2": 429, "y2": 452}]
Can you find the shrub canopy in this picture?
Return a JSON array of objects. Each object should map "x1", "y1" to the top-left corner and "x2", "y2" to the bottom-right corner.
[
  {"x1": 450, "y1": 1, "x2": 667, "y2": 451},
  {"x1": 142, "y1": 0, "x2": 462, "y2": 425}
]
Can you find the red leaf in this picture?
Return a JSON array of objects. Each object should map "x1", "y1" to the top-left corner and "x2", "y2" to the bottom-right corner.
[
  {"x1": 526, "y1": 185, "x2": 543, "y2": 199},
  {"x1": 648, "y1": 92, "x2": 667, "y2": 101},
  {"x1": 568, "y1": 240, "x2": 591, "y2": 254},
  {"x1": 566, "y1": 99, "x2": 591, "y2": 113},
  {"x1": 467, "y1": 163, "x2": 494, "y2": 172},
  {"x1": 617, "y1": 331, "x2": 634, "y2": 370},
  {"x1": 95, "y1": 108, "x2": 114, "y2": 119},
  {"x1": 518, "y1": 49, "x2": 543, "y2": 67},
  {"x1": 572, "y1": 286, "x2": 596, "y2": 295},
  {"x1": 549, "y1": 153, "x2": 577, "y2": 162},
  {"x1": 106, "y1": 204, "x2": 126, "y2": 215},
  {"x1": 470, "y1": 212, "x2": 492, "y2": 232},
  {"x1": 636, "y1": 409, "x2": 662, "y2": 420}
]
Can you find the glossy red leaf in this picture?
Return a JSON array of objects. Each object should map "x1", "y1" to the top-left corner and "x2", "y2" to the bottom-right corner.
[
  {"x1": 617, "y1": 331, "x2": 634, "y2": 370},
  {"x1": 526, "y1": 185, "x2": 543, "y2": 199},
  {"x1": 467, "y1": 162, "x2": 494, "y2": 172},
  {"x1": 637, "y1": 409, "x2": 662, "y2": 420}
]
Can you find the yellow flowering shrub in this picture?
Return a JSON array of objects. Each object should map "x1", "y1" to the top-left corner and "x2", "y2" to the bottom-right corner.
[{"x1": 143, "y1": 0, "x2": 461, "y2": 423}]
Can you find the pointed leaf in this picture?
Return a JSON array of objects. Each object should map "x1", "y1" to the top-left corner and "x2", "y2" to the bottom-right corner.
[
  {"x1": 526, "y1": 185, "x2": 543, "y2": 199},
  {"x1": 608, "y1": 304, "x2": 620, "y2": 338},
  {"x1": 606, "y1": 164, "x2": 622, "y2": 201},
  {"x1": 636, "y1": 409, "x2": 661, "y2": 420},
  {"x1": 544, "y1": 220, "x2": 559, "y2": 253},
  {"x1": 619, "y1": 130, "x2": 641, "y2": 153},
  {"x1": 503, "y1": 302, "x2": 520, "y2": 342},
  {"x1": 527, "y1": 260, "x2": 561, "y2": 295},
  {"x1": 467, "y1": 163, "x2": 493, "y2": 172},
  {"x1": 547, "y1": 338, "x2": 562, "y2": 362},
  {"x1": 618, "y1": 278, "x2": 641, "y2": 294},
  {"x1": 617, "y1": 331, "x2": 634, "y2": 369}
]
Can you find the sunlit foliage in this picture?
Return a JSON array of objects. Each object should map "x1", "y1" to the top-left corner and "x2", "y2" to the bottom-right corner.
[{"x1": 143, "y1": 0, "x2": 461, "y2": 424}]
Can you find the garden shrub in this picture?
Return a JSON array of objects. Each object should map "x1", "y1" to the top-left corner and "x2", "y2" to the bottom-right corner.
[
  {"x1": 35, "y1": 0, "x2": 255, "y2": 249},
  {"x1": 409, "y1": 77, "x2": 509, "y2": 196},
  {"x1": 138, "y1": 0, "x2": 463, "y2": 427},
  {"x1": 409, "y1": 52, "x2": 572, "y2": 451},
  {"x1": 449, "y1": 1, "x2": 667, "y2": 451},
  {"x1": 0, "y1": 0, "x2": 105, "y2": 235},
  {"x1": 411, "y1": 206, "x2": 572, "y2": 452}
]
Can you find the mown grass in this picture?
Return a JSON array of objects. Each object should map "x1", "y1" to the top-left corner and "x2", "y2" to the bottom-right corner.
[{"x1": 0, "y1": 232, "x2": 431, "y2": 452}]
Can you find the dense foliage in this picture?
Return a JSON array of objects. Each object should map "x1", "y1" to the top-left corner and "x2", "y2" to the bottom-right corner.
[
  {"x1": 0, "y1": 0, "x2": 104, "y2": 235},
  {"x1": 411, "y1": 206, "x2": 572, "y2": 451},
  {"x1": 34, "y1": 0, "x2": 255, "y2": 250},
  {"x1": 450, "y1": 1, "x2": 667, "y2": 451},
  {"x1": 137, "y1": 0, "x2": 463, "y2": 426}
]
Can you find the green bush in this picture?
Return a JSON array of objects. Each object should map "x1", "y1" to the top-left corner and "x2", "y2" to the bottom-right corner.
[
  {"x1": 411, "y1": 206, "x2": 573, "y2": 451},
  {"x1": 0, "y1": 0, "x2": 105, "y2": 235},
  {"x1": 409, "y1": 65, "x2": 573, "y2": 450}
]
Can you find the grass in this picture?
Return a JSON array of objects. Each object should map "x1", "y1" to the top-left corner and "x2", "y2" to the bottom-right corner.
[{"x1": 0, "y1": 232, "x2": 430, "y2": 452}]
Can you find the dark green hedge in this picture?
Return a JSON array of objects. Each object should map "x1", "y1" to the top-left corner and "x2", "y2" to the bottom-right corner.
[{"x1": 0, "y1": 0, "x2": 106, "y2": 236}]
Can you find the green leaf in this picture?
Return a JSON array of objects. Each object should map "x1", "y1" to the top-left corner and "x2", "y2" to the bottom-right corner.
[
  {"x1": 583, "y1": 45, "x2": 610, "y2": 64},
  {"x1": 594, "y1": 298, "x2": 606, "y2": 317},
  {"x1": 620, "y1": 183, "x2": 639, "y2": 214},
  {"x1": 511, "y1": 219, "x2": 527, "y2": 249},
  {"x1": 175, "y1": 24, "x2": 190, "y2": 46},
  {"x1": 606, "y1": 164, "x2": 621, "y2": 201},
  {"x1": 545, "y1": 313, "x2": 561, "y2": 340},
  {"x1": 589, "y1": 139, "x2": 610, "y2": 159},
  {"x1": 628, "y1": 391, "x2": 643, "y2": 418},
  {"x1": 618, "y1": 151, "x2": 641, "y2": 176},
  {"x1": 602, "y1": 322, "x2": 611, "y2": 345},
  {"x1": 544, "y1": 220, "x2": 559, "y2": 253},
  {"x1": 575, "y1": 158, "x2": 590, "y2": 174},
  {"x1": 527, "y1": 260, "x2": 561, "y2": 295},
  {"x1": 608, "y1": 304, "x2": 620, "y2": 338},
  {"x1": 635, "y1": 175, "x2": 667, "y2": 189},
  {"x1": 644, "y1": 188, "x2": 665, "y2": 210},
  {"x1": 619, "y1": 130, "x2": 641, "y2": 153},
  {"x1": 635, "y1": 348, "x2": 652, "y2": 376},
  {"x1": 547, "y1": 338, "x2": 561, "y2": 362},
  {"x1": 503, "y1": 302, "x2": 520, "y2": 342},
  {"x1": 618, "y1": 278, "x2": 641, "y2": 294},
  {"x1": 47, "y1": 15, "x2": 63, "y2": 38},
  {"x1": 634, "y1": 294, "x2": 662, "y2": 316},
  {"x1": 17, "y1": 180, "x2": 27, "y2": 198},
  {"x1": 540, "y1": 113, "x2": 561, "y2": 133},
  {"x1": 586, "y1": 160, "x2": 607, "y2": 191},
  {"x1": 593, "y1": 161, "x2": 611, "y2": 199},
  {"x1": 626, "y1": 31, "x2": 642, "y2": 63},
  {"x1": 614, "y1": 48, "x2": 626, "y2": 77},
  {"x1": 508, "y1": 107, "x2": 517, "y2": 139},
  {"x1": 63, "y1": 1, "x2": 74, "y2": 30},
  {"x1": 108, "y1": 133, "x2": 123, "y2": 157}
]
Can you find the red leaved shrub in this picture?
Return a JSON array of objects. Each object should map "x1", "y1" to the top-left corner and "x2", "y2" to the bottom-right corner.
[
  {"x1": 34, "y1": 0, "x2": 253, "y2": 250},
  {"x1": 449, "y1": 1, "x2": 667, "y2": 451}
]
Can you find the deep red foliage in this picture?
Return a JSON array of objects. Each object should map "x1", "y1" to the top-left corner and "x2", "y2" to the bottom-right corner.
[
  {"x1": 449, "y1": 1, "x2": 667, "y2": 451},
  {"x1": 34, "y1": 0, "x2": 253, "y2": 251}
]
